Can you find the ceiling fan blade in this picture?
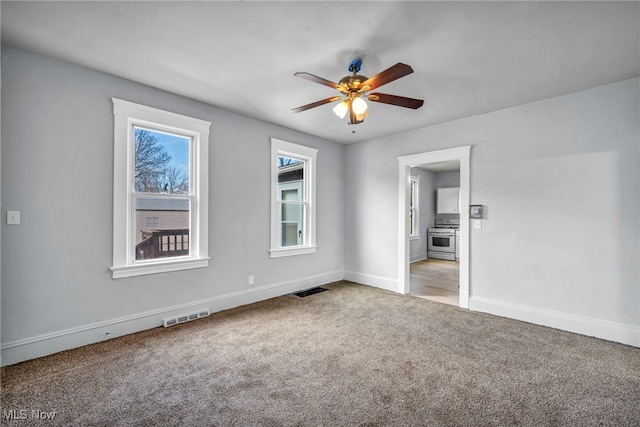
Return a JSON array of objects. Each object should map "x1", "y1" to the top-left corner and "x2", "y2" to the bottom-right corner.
[
  {"x1": 294, "y1": 72, "x2": 342, "y2": 90},
  {"x1": 368, "y1": 93, "x2": 424, "y2": 109},
  {"x1": 361, "y1": 63, "x2": 414, "y2": 91},
  {"x1": 291, "y1": 96, "x2": 342, "y2": 113}
]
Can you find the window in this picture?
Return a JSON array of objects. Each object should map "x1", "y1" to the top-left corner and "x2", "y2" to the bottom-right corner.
[
  {"x1": 145, "y1": 217, "x2": 159, "y2": 228},
  {"x1": 111, "y1": 99, "x2": 211, "y2": 278},
  {"x1": 270, "y1": 138, "x2": 317, "y2": 258},
  {"x1": 410, "y1": 175, "x2": 420, "y2": 239}
]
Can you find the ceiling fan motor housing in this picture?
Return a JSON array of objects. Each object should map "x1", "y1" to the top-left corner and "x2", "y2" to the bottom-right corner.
[{"x1": 338, "y1": 74, "x2": 369, "y2": 92}]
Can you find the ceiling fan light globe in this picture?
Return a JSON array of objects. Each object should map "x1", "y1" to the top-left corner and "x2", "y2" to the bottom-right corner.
[
  {"x1": 352, "y1": 97, "x2": 368, "y2": 115},
  {"x1": 355, "y1": 110, "x2": 368, "y2": 122},
  {"x1": 333, "y1": 101, "x2": 349, "y2": 119}
]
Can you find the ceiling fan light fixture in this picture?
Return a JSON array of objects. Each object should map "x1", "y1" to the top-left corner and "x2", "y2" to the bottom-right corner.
[
  {"x1": 354, "y1": 111, "x2": 368, "y2": 122},
  {"x1": 292, "y1": 60, "x2": 423, "y2": 126},
  {"x1": 332, "y1": 100, "x2": 349, "y2": 119},
  {"x1": 354, "y1": 105, "x2": 368, "y2": 122},
  {"x1": 352, "y1": 97, "x2": 367, "y2": 115}
]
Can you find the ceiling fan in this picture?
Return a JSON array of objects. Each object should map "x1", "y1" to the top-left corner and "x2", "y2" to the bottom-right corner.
[{"x1": 291, "y1": 57, "x2": 424, "y2": 125}]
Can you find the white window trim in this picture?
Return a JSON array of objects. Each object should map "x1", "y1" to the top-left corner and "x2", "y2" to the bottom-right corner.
[
  {"x1": 111, "y1": 98, "x2": 211, "y2": 278},
  {"x1": 270, "y1": 138, "x2": 317, "y2": 258},
  {"x1": 410, "y1": 175, "x2": 420, "y2": 240}
]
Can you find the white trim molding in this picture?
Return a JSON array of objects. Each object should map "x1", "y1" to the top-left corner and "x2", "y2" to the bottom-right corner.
[
  {"x1": 398, "y1": 146, "x2": 471, "y2": 308},
  {"x1": 269, "y1": 138, "x2": 318, "y2": 258},
  {"x1": 1, "y1": 270, "x2": 344, "y2": 366},
  {"x1": 410, "y1": 254, "x2": 428, "y2": 263},
  {"x1": 344, "y1": 270, "x2": 398, "y2": 293},
  {"x1": 469, "y1": 296, "x2": 640, "y2": 348},
  {"x1": 111, "y1": 98, "x2": 211, "y2": 278},
  {"x1": 4, "y1": 275, "x2": 637, "y2": 366}
]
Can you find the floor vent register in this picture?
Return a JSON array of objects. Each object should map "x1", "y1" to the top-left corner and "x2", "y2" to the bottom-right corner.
[{"x1": 293, "y1": 287, "x2": 328, "y2": 298}]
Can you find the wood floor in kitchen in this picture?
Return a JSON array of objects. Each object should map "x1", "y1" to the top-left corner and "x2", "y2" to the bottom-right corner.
[{"x1": 410, "y1": 258, "x2": 459, "y2": 306}]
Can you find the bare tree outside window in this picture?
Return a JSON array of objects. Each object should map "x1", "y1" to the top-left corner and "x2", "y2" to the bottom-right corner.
[
  {"x1": 112, "y1": 98, "x2": 210, "y2": 277},
  {"x1": 133, "y1": 127, "x2": 191, "y2": 261},
  {"x1": 278, "y1": 156, "x2": 302, "y2": 168},
  {"x1": 163, "y1": 166, "x2": 189, "y2": 194},
  {"x1": 134, "y1": 128, "x2": 189, "y2": 194}
]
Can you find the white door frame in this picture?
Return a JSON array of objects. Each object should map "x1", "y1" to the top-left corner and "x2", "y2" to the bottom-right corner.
[{"x1": 397, "y1": 146, "x2": 471, "y2": 308}]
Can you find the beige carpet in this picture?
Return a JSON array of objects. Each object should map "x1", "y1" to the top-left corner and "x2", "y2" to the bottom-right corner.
[{"x1": 2, "y1": 281, "x2": 639, "y2": 426}]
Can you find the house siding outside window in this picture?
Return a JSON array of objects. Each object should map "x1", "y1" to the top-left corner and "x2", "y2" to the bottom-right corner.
[
  {"x1": 270, "y1": 138, "x2": 317, "y2": 258},
  {"x1": 111, "y1": 99, "x2": 211, "y2": 278}
]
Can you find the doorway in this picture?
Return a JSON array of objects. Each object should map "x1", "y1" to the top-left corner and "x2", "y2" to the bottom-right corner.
[
  {"x1": 410, "y1": 258, "x2": 460, "y2": 305},
  {"x1": 397, "y1": 146, "x2": 471, "y2": 308},
  {"x1": 410, "y1": 161, "x2": 460, "y2": 306}
]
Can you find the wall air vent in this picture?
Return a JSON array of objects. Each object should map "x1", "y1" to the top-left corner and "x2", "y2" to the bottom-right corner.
[{"x1": 163, "y1": 308, "x2": 210, "y2": 327}]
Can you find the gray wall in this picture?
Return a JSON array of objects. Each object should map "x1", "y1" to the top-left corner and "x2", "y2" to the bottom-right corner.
[
  {"x1": 2, "y1": 45, "x2": 639, "y2": 363},
  {"x1": 345, "y1": 77, "x2": 639, "y2": 342},
  {"x1": 1, "y1": 46, "x2": 345, "y2": 363},
  {"x1": 434, "y1": 171, "x2": 460, "y2": 189}
]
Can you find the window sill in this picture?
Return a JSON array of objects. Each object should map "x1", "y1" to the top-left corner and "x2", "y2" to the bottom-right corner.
[
  {"x1": 269, "y1": 246, "x2": 317, "y2": 259},
  {"x1": 111, "y1": 257, "x2": 210, "y2": 279}
]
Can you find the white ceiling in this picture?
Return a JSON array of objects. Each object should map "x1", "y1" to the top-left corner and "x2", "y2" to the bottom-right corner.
[{"x1": 2, "y1": 1, "x2": 638, "y2": 145}]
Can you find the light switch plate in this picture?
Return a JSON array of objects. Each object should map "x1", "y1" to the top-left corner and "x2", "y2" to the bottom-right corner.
[
  {"x1": 7, "y1": 210, "x2": 21, "y2": 225},
  {"x1": 473, "y1": 219, "x2": 482, "y2": 230}
]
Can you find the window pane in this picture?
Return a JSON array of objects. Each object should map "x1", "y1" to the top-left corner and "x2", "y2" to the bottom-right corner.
[
  {"x1": 280, "y1": 202, "x2": 303, "y2": 247},
  {"x1": 270, "y1": 139, "x2": 317, "y2": 258},
  {"x1": 277, "y1": 155, "x2": 305, "y2": 247},
  {"x1": 410, "y1": 181, "x2": 415, "y2": 208},
  {"x1": 278, "y1": 156, "x2": 304, "y2": 185},
  {"x1": 134, "y1": 127, "x2": 190, "y2": 194},
  {"x1": 410, "y1": 209, "x2": 414, "y2": 235},
  {"x1": 135, "y1": 196, "x2": 190, "y2": 260},
  {"x1": 145, "y1": 216, "x2": 159, "y2": 228},
  {"x1": 282, "y1": 188, "x2": 301, "y2": 202}
]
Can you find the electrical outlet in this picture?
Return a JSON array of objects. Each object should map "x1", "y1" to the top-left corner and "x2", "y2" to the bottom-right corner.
[
  {"x1": 7, "y1": 211, "x2": 20, "y2": 225},
  {"x1": 248, "y1": 275, "x2": 255, "y2": 285}
]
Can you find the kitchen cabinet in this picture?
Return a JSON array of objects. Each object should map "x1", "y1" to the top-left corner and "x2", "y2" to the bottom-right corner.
[{"x1": 437, "y1": 187, "x2": 460, "y2": 214}]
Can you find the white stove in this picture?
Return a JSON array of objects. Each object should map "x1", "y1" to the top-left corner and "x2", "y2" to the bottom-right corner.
[{"x1": 427, "y1": 218, "x2": 459, "y2": 261}]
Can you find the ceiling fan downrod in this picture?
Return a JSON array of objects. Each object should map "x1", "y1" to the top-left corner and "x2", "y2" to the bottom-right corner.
[
  {"x1": 341, "y1": 57, "x2": 368, "y2": 124},
  {"x1": 348, "y1": 57, "x2": 362, "y2": 74}
]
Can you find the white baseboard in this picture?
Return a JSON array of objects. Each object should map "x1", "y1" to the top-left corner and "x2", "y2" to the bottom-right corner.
[
  {"x1": 6, "y1": 273, "x2": 636, "y2": 366},
  {"x1": 410, "y1": 254, "x2": 427, "y2": 263},
  {"x1": 1, "y1": 270, "x2": 344, "y2": 366},
  {"x1": 469, "y1": 295, "x2": 640, "y2": 348},
  {"x1": 344, "y1": 270, "x2": 398, "y2": 293}
]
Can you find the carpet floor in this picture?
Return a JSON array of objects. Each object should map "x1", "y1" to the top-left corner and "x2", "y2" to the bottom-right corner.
[{"x1": 2, "y1": 281, "x2": 639, "y2": 426}]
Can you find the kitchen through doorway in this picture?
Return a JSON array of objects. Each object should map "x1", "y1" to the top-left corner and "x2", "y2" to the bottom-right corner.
[
  {"x1": 408, "y1": 161, "x2": 461, "y2": 306},
  {"x1": 397, "y1": 146, "x2": 470, "y2": 308}
]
